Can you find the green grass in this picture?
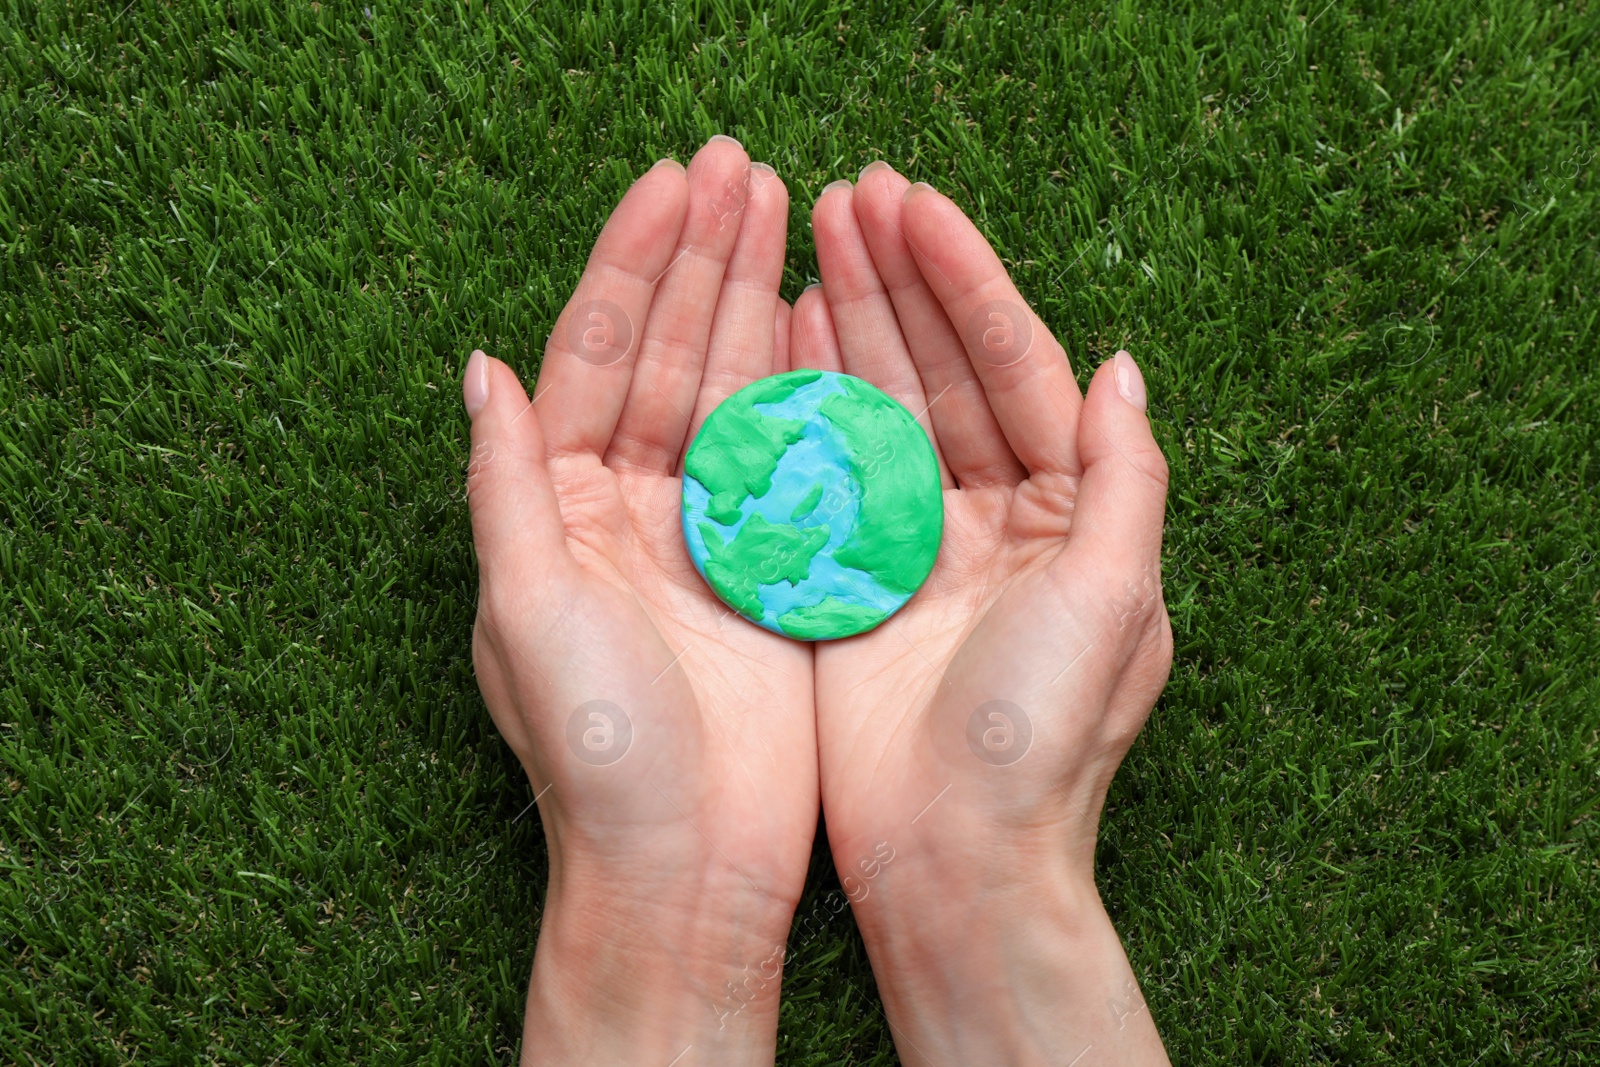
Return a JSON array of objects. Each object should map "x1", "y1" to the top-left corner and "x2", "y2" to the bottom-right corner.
[{"x1": 2, "y1": 0, "x2": 1597, "y2": 1062}]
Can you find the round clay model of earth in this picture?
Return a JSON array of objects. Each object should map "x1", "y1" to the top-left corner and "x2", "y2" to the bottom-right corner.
[{"x1": 681, "y1": 369, "x2": 944, "y2": 640}]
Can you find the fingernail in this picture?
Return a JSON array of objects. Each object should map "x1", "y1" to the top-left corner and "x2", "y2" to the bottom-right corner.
[
  {"x1": 822, "y1": 179, "x2": 853, "y2": 194},
  {"x1": 859, "y1": 160, "x2": 891, "y2": 180},
  {"x1": 709, "y1": 134, "x2": 743, "y2": 148},
  {"x1": 802, "y1": 282, "x2": 823, "y2": 294},
  {"x1": 750, "y1": 162, "x2": 776, "y2": 178},
  {"x1": 651, "y1": 157, "x2": 685, "y2": 173},
  {"x1": 1113, "y1": 350, "x2": 1146, "y2": 412},
  {"x1": 464, "y1": 349, "x2": 490, "y2": 418},
  {"x1": 903, "y1": 181, "x2": 934, "y2": 202}
]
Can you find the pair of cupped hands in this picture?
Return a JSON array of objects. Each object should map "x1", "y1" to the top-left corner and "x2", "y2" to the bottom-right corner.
[{"x1": 463, "y1": 137, "x2": 1173, "y2": 1066}]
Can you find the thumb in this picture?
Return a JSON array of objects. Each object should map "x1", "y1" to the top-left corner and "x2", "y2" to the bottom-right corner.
[
  {"x1": 1060, "y1": 351, "x2": 1169, "y2": 609},
  {"x1": 462, "y1": 349, "x2": 571, "y2": 598}
]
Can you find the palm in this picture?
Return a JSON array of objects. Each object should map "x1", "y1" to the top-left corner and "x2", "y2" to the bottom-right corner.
[
  {"x1": 465, "y1": 142, "x2": 817, "y2": 907},
  {"x1": 793, "y1": 166, "x2": 1172, "y2": 876},
  {"x1": 816, "y1": 485, "x2": 1064, "y2": 780}
]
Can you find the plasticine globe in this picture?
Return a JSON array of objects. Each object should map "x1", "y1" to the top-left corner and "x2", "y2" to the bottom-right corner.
[{"x1": 681, "y1": 369, "x2": 943, "y2": 640}]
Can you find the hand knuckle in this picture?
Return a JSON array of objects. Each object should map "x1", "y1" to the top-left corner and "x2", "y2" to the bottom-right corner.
[{"x1": 1129, "y1": 443, "x2": 1170, "y2": 491}]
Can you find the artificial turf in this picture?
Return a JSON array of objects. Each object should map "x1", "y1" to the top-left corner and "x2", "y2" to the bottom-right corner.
[{"x1": 2, "y1": 0, "x2": 1597, "y2": 1063}]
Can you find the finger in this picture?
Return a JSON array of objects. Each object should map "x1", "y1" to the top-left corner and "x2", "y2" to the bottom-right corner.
[
  {"x1": 1059, "y1": 352, "x2": 1167, "y2": 597},
  {"x1": 534, "y1": 159, "x2": 690, "y2": 458},
  {"x1": 813, "y1": 180, "x2": 952, "y2": 486},
  {"x1": 683, "y1": 162, "x2": 790, "y2": 453},
  {"x1": 790, "y1": 284, "x2": 843, "y2": 371},
  {"x1": 899, "y1": 182, "x2": 1083, "y2": 479},
  {"x1": 1051, "y1": 354, "x2": 1171, "y2": 733},
  {"x1": 606, "y1": 136, "x2": 752, "y2": 474},
  {"x1": 463, "y1": 350, "x2": 573, "y2": 595},
  {"x1": 853, "y1": 163, "x2": 1026, "y2": 488},
  {"x1": 773, "y1": 298, "x2": 792, "y2": 374}
]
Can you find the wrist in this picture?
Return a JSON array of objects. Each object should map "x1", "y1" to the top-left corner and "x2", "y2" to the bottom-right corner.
[
  {"x1": 845, "y1": 842, "x2": 1166, "y2": 1067},
  {"x1": 524, "y1": 859, "x2": 797, "y2": 1066}
]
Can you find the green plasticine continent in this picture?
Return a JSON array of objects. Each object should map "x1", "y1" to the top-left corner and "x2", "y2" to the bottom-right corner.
[
  {"x1": 699, "y1": 513, "x2": 830, "y2": 619},
  {"x1": 684, "y1": 369, "x2": 823, "y2": 524},
  {"x1": 818, "y1": 376, "x2": 944, "y2": 594},
  {"x1": 777, "y1": 596, "x2": 890, "y2": 640}
]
